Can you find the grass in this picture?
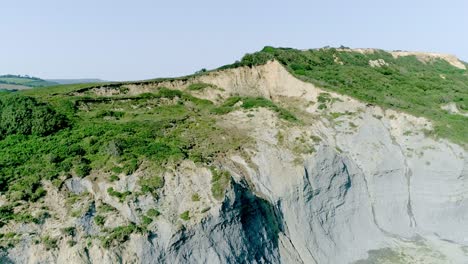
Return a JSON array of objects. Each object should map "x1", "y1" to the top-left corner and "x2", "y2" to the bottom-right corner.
[
  {"x1": 213, "y1": 96, "x2": 298, "y2": 122},
  {"x1": 220, "y1": 46, "x2": 468, "y2": 146}
]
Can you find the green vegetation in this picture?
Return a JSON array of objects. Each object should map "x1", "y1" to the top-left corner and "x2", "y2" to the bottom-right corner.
[
  {"x1": 213, "y1": 96, "x2": 298, "y2": 122},
  {"x1": 191, "y1": 193, "x2": 200, "y2": 202},
  {"x1": 61, "y1": 227, "x2": 76, "y2": 236},
  {"x1": 0, "y1": 204, "x2": 37, "y2": 227},
  {"x1": 41, "y1": 235, "x2": 58, "y2": 250},
  {"x1": 0, "y1": 232, "x2": 19, "y2": 248},
  {"x1": 221, "y1": 46, "x2": 468, "y2": 145},
  {"x1": 94, "y1": 215, "x2": 105, "y2": 226},
  {"x1": 0, "y1": 75, "x2": 58, "y2": 90},
  {"x1": 141, "y1": 215, "x2": 153, "y2": 226},
  {"x1": 187, "y1": 82, "x2": 213, "y2": 91},
  {"x1": 179, "y1": 211, "x2": 190, "y2": 221},
  {"x1": 146, "y1": 209, "x2": 160, "y2": 218},
  {"x1": 210, "y1": 168, "x2": 230, "y2": 200},
  {"x1": 107, "y1": 187, "x2": 132, "y2": 202},
  {"x1": 139, "y1": 176, "x2": 164, "y2": 194},
  {"x1": 0, "y1": 94, "x2": 68, "y2": 138},
  {"x1": 98, "y1": 204, "x2": 116, "y2": 213},
  {"x1": 100, "y1": 224, "x2": 142, "y2": 248},
  {"x1": 109, "y1": 174, "x2": 119, "y2": 182},
  {"x1": 0, "y1": 86, "x2": 246, "y2": 216}
]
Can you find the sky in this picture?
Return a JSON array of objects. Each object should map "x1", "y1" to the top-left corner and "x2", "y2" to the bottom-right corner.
[{"x1": 1, "y1": 0, "x2": 467, "y2": 81}]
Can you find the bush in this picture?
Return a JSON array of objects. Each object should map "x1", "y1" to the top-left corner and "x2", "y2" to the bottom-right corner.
[
  {"x1": 146, "y1": 209, "x2": 160, "y2": 218},
  {"x1": 210, "y1": 168, "x2": 230, "y2": 200},
  {"x1": 94, "y1": 215, "x2": 105, "y2": 226},
  {"x1": 191, "y1": 193, "x2": 200, "y2": 202},
  {"x1": 179, "y1": 211, "x2": 190, "y2": 221},
  {"x1": 141, "y1": 215, "x2": 152, "y2": 226},
  {"x1": 139, "y1": 176, "x2": 164, "y2": 194},
  {"x1": 107, "y1": 187, "x2": 131, "y2": 202},
  {"x1": 61, "y1": 227, "x2": 76, "y2": 236},
  {"x1": 98, "y1": 204, "x2": 116, "y2": 213},
  {"x1": 101, "y1": 224, "x2": 141, "y2": 248},
  {"x1": 109, "y1": 175, "x2": 119, "y2": 182},
  {"x1": 42, "y1": 235, "x2": 58, "y2": 250},
  {"x1": 0, "y1": 94, "x2": 68, "y2": 138},
  {"x1": 75, "y1": 163, "x2": 91, "y2": 177}
]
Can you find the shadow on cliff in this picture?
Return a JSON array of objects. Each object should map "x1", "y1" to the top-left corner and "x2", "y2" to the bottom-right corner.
[
  {"x1": 165, "y1": 179, "x2": 284, "y2": 263},
  {"x1": 230, "y1": 180, "x2": 284, "y2": 260}
]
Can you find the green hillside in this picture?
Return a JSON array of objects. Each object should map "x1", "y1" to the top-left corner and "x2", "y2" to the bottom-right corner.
[
  {"x1": 0, "y1": 46, "x2": 467, "y2": 206},
  {"x1": 0, "y1": 47, "x2": 467, "y2": 251},
  {"x1": 0, "y1": 75, "x2": 58, "y2": 91},
  {"x1": 221, "y1": 47, "x2": 468, "y2": 145}
]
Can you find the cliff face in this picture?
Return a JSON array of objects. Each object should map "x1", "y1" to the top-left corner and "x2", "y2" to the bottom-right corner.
[{"x1": 2, "y1": 60, "x2": 467, "y2": 264}]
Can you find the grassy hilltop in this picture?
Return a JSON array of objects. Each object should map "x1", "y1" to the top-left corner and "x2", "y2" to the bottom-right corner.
[{"x1": 222, "y1": 47, "x2": 468, "y2": 144}]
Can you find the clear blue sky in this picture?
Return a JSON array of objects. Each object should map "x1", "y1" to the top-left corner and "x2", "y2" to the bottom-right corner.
[{"x1": 1, "y1": 0, "x2": 467, "y2": 81}]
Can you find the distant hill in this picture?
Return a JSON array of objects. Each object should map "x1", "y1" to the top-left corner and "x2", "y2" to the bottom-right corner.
[
  {"x1": 0, "y1": 76, "x2": 107, "y2": 91},
  {"x1": 0, "y1": 75, "x2": 58, "y2": 91},
  {"x1": 46, "y1": 78, "x2": 106, "y2": 85}
]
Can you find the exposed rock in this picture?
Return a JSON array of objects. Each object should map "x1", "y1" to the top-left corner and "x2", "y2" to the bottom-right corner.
[{"x1": 2, "y1": 60, "x2": 467, "y2": 264}]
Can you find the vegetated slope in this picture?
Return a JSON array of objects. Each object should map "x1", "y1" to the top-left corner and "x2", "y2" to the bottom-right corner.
[
  {"x1": 0, "y1": 75, "x2": 58, "y2": 91},
  {"x1": 0, "y1": 48, "x2": 466, "y2": 263},
  {"x1": 221, "y1": 46, "x2": 468, "y2": 145}
]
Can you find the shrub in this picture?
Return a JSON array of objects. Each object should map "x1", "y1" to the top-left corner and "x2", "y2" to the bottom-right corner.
[
  {"x1": 109, "y1": 175, "x2": 119, "y2": 182},
  {"x1": 191, "y1": 193, "x2": 200, "y2": 202},
  {"x1": 101, "y1": 224, "x2": 141, "y2": 248},
  {"x1": 139, "y1": 176, "x2": 164, "y2": 194},
  {"x1": 179, "y1": 211, "x2": 190, "y2": 221},
  {"x1": 98, "y1": 204, "x2": 116, "y2": 213},
  {"x1": 61, "y1": 227, "x2": 76, "y2": 236},
  {"x1": 42, "y1": 235, "x2": 58, "y2": 250},
  {"x1": 94, "y1": 215, "x2": 105, "y2": 226},
  {"x1": 0, "y1": 94, "x2": 68, "y2": 138},
  {"x1": 141, "y1": 215, "x2": 152, "y2": 226},
  {"x1": 122, "y1": 158, "x2": 139, "y2": 175},
  {"x1": 146, "y1": 209, "x2": 160, "y2": 218},
  {"x1": 75, "y1": 163, "x2": 91, "y2": 177},
  {"x1": 107, "y1": 187, "x2": 131, "y2": 202},
  {"x1": 210, "y1": 168, "x2": 230, "y2": 200}
]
